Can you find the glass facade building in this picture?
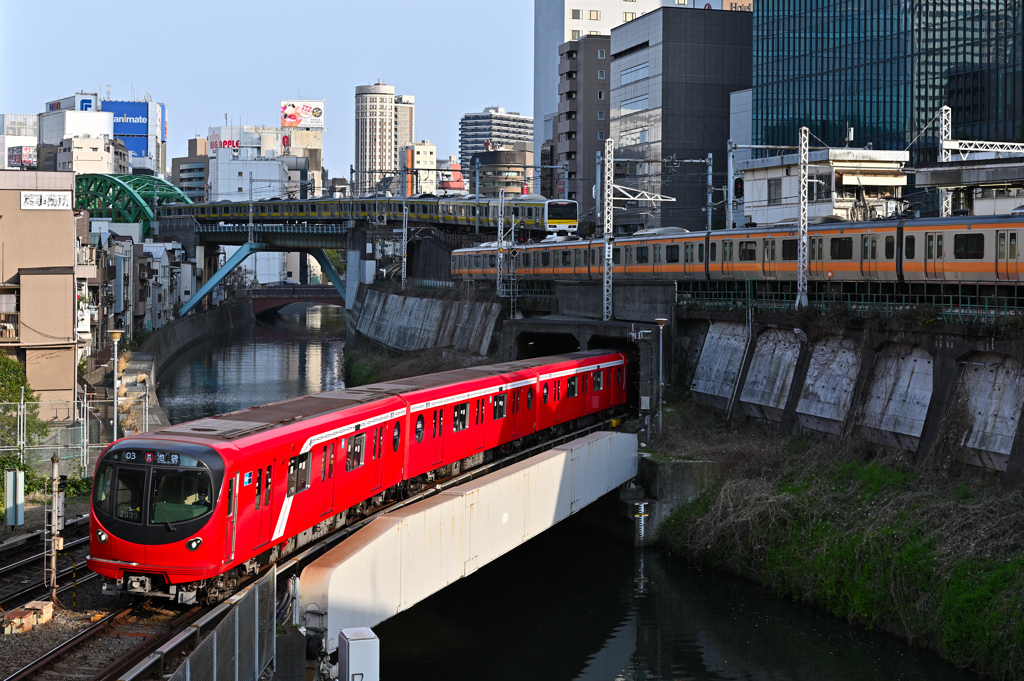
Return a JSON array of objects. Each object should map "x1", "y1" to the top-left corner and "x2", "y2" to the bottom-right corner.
[{"x1": 754, "y1": 2, "x2": 1024, "y2": 162}]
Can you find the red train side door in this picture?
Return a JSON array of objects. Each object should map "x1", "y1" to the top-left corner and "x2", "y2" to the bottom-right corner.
[
  {"x1": 259, "y1": 462, "x2": 274, "y2": 547},
  {"x1": 320, "y1": 444, "x2": 336, "y2": 515},
  {"x1": 223, "y1": 472, "x2": 239, "y2": 564},
  {"x1": 371, "y1": 425, "x2": 385, "y2": 492}
]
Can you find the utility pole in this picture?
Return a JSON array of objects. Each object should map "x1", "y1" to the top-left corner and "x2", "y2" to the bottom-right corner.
[
  {"x1": 401, "y1": 169, "x2": 408, "y2": 291},
  {"x1": 726, "y1": 140, "x2": 735, "y2": 228},
  {"x1": 797, "y1": 126, "x2": 810, "y2": 310},
  {"x1": 706, "y1": 153, "x2": 713, "y2": 232},
  {"x1": 939, "y1": 106, "x2": 952, "y2": 218},
  {"x1": 603, "y1": 139, "x2": 614, "y2": 322},
  {"x1": 475, "y1": 158, "x2": 481, "y2": 235}
]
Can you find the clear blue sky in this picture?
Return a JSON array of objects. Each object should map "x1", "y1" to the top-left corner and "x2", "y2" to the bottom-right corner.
[{"x1": 0, "y1": 0, "x2": 534, "y2": 176}]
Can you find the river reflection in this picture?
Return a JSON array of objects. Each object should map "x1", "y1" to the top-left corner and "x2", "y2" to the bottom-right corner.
[
  {"x1": 376, "y1": 522, "x2": 980, "y2": 681},
  {"x1": 157, "y1": 303, "x2": 346, "y2": 424}
]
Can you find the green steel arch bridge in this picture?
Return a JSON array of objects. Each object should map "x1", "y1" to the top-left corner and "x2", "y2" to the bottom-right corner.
[{"x1": 75, "y1": 173, "x2": 193, "y2": 237}]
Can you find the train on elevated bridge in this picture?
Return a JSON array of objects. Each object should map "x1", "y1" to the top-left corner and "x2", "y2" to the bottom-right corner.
[{"x1": 159, "y1": 194, "x2": 579, "y2": 237}]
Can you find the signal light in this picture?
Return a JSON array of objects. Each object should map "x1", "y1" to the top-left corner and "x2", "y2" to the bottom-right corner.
[{"x1": 733, "y1": 177, "x2": 744, "y2": 200}]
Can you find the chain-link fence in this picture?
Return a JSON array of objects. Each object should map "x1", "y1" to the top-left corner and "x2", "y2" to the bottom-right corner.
[
  {"x1": 169, "y1": 567, "x2": 277, "y2": 681},
  {"x1": 0, "y1": 396, "x2": 138, "y2": 477}
]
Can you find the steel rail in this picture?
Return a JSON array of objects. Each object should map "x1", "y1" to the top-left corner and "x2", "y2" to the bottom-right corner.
[{"x1": 0, "y1": 538, "x2": 89, "y2": 577}]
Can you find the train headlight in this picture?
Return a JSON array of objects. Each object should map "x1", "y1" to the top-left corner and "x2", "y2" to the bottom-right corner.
[
  {"x1": 96, "y1": 529, "x2": 108, "y2": 543},
  {"x1": 186, "y1": 537, "x2": 202, "y2": 552}
]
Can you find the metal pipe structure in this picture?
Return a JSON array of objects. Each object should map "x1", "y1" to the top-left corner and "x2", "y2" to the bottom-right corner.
[
  {"x1": 49, "y1": 452, "x2": 59, "y2": 601},
  {"x1": 107, "y1": 329, "x2": 123, "y2": 442},
  {"x1": 655, "y1": 318, "x2": 667, "y2": 436},
  {"x1": 706, "y1": 154, "x2": 713, "y2": 232},
  {"x1": 940, "y1": 105, "x2": 952, "y2": 218},
  {"x1": 727, "y1": 140, "x2": 735, "y2": 229},
  {"x1": 603, "y1": 139, "x2": 615, "y2": 322}
]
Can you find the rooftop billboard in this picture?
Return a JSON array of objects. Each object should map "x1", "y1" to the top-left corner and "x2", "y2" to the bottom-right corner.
[
  {"x1": 280, "y1": 100, "x2": 324, "y2": 129},
  {"x1": 106, "y1": 101, "x2": 150, "y2": 136}
]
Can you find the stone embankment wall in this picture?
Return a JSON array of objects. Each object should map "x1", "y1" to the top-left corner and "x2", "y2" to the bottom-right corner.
[
  {"x1": 678, "y1": 313, "x2": 1024, "y2": 488},
  {"x1": 138, "y1": 298, "x2": 254, "y2": 376},
  {"x1": 347, "y1": 285, "x2": 502, "y2": 356}
]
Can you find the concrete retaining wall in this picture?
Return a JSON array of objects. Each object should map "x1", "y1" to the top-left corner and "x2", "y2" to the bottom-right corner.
[
  {"x1": 860, "y1": 344, "x2": 933, "y2": 452},
  {"x1": 739, "y1": 329, "x2": 801, "y2": 423},
  {"x1": 795, "y1": 335, "x2": 861, "y2": 436},
  {"x1": 962, "y1": 352, "x2": 1024, "y2": 471},
  {"x1": 139, "y1": 298, "x2": 255, "y2": 377},
  {"x1": 353, "y1": 287, "x2": 501, "y2": 356},
  {"x1": 690, "y1": 322, "x2": 749, "y2": 411}
]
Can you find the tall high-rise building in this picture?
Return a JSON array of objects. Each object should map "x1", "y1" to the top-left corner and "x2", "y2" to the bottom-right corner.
[
  {"x1": 458, "y1": 107, "x2": 533, "y2": 174},
  {"x1": 354, "y1": 82, "x2": 415, "y2": 195},
  {"x1": 534, "y1": 0, "x2": 732, "y2": 190},
  {"x1": 753, "y1": 2, "x2": 1014, "y2": 162}
]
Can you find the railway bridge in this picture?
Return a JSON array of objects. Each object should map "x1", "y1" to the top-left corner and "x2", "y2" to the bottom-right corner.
[{"x1": 250, "y1": 284, "x2": 344, "y2": 316}]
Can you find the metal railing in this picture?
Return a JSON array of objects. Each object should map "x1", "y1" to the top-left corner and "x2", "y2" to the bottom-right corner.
[{"x1": 168, "y1": 568, "x2": 277, "y2": 681}]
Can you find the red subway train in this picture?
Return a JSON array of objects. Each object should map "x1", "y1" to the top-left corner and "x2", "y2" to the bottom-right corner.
[{"x1": 87, "y1": 350, "x2": 636, "y2": 603}]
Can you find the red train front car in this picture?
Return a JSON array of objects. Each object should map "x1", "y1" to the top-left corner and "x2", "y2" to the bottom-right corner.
[{"x1": 87, "y1": 350, "x2": 636, "y2": 603}]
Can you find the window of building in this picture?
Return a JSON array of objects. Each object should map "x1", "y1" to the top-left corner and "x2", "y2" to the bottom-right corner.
[
  {"x1": 589, "y1": 31, "x2": 600, "y2": 35},
  {"x1": 621, "y1": 94, "x2": 649, "y2": 113},
  {"x1": 624, "y1": 12, "x2": 636, "y2": 20},
  {"x1": 598, "y1": 69, "x2": 606, "y2": 79},
  {"x1": 677, "y1": 0, "x2": 688, "y2": 4},
  {"x1": 621, "y1": 63, "x2": 650, "y2": 86},
  {"x1": 619, "y1": 128, "x2": 648, "y2": 146},
  {"x1": 598, "y1": 111, "x2": 605, "y2": 120},
  {"x1": 598, "y1": 131, "x2": 605, "y2": 140},
  {"x1": 589, "y1": 9, "x2": 600, "y2": 19},
  {"x1": 598, "y1": 49, "x2": 606, "y2": 59},
  {"x1": 598, "y1": 90, "x2": 605, "y2": 100},
  {"x1": 768, "y1": 178, "x2": 782, "y2": 205},
  {"x1": 572, "y1": 30, "x2": 581, "y2": 39}
]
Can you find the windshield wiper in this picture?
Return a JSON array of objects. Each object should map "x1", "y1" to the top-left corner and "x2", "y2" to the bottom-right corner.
[{"x1": 157, "y1": 504, "x2": 176, "y2": 532}]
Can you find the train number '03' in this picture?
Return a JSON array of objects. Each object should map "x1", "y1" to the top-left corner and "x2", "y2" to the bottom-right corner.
[{"x1": 123, "y1": 452, "x2": 136, "y2": 460}]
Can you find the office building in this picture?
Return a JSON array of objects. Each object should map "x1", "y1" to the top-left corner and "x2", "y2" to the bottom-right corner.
[
  {"x1": 459, "y1": 106, "x2": 534, "y2": 173},
  {"x1": 753, "y1": 2, "x2": 1019, "y2": 160},
  {"x1": 534, "y1": 0, "x2": 726, "y2": 186},
  {"x1": 171, "y1": 136, "x2": 210, "y2": 203},
  {"x1": 56, "y1": 135, "x2": 130, "y2": 174},
  {"x1": 610, "y1": 7, "x2": 752, "y2": 232},
  {"x1": 37, "y1": 94, "x2": 114, "y2": 171},
  {"x1": 554, "y1": 34, "x2": 610, "y2": 231},
  {"x1": 101, "y1": 100, "x2": 168, "y2": 175},
  {"x1": 470, "y1": 143, "x2": 534, "y2": 198},
  {"x1": 207, "y1": 125, "x2": 323, "y2": 200},
  {"x1": 354, "y1": 82, "x2": 415, "y2": 195},
  {"x1": 400, "y1": 140, "x2": 437, "y2": 195},
  {"x1": 0, "y1": 170, "x2": 79, "y2": 404},
  {"x1": 1, "y1": 114, "x2": 38, "y2": 169}
]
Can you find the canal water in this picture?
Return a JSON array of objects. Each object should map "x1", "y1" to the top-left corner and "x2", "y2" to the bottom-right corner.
[{"x1": 158, "y1": 304, "x2": 979, "y2": 681}]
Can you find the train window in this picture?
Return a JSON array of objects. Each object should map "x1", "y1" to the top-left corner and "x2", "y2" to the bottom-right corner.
[
  {"x1": 454, "y1": 402, "x2": 469, "y2": 432},
  {"x1": 227, "y1": 478, "x2": 234, "y2": 517},
  {"x1": 542, "y1": 252, "x2": 551, "y2": 266},
  {"x1": 288, "y1": 452, "x2": 311, "y2": 495},
  {"x1": 543, "y1": 383, "x2": 549, "y2": 404},
  {"x1": 698, "y1": 243, "x2": 704, "y2": 262},
  {"x1": 937, "y1": 234, "x2": 944, "y2": 258},
  {"x1": 1012, "y1": 233, "x2": 1018, "y2": 259},
  {"x1": 329, "y1": 443, "x2": 335, "y2": 478},
  {"x1": 593, "y1": 370, "x2": 603, "y2": 391},
  {"x1": 415, "y1": 415, "x2": 425, "y2": 443},
  {"x1": 150, "y1": 468, "x2": 214, "y2": 524},
  {"x1": 767, "y1": 240, "x2": 776, "y2": 261},
  {"x1": 527, "y1": 389, "x2": 534, "y2": 409},
  {"x1": 710, "y1": 243, "x2": 717, "y2": 261},
  {"x1": 782, "y1": 240, "x2": 798, "y2": 261},
  {"x1": 432, "y1": 411, "x2": 438, "y2": 438},
  {"x1": 489, "y1": 255, "x2": 497, "y2": 267},
  {"x1": 115, "y1": 468, "x2": 145, "y2": 523},
  {"x1": 255, "y1": 469, "x2": 262, "y2": 509},
  {"x1": 738, "y1": 242, "x2": 756, "y2": 261},
  {"x1": 613, "y1": 248, "x2": 621, "y2": 264},
  {"x1": 346, "y1": 435, "x2": 366, "y2": 472},
  {"x1": 830, "y1": 237, "x2": 853, "y2": 260},
  {"x1": 265, "y1": 466, "x2": 272, "y2": 507},
  {"x1": 567, "y1": 376, "x2": 578, "y2": 398},
  {"x1": 321, "y1": 445, "x2": 328, "y2": 481},
  {"x1": 927, "y1": 235, "x2": 933, "y2": 259},
  {"x1": 474, "y1": 256, "x2": 482, "y2": 268},
  {"x1": 1000, "y1": 233, "x2": 1006, "y2": 258},
  {"x1": 562, "y1": 251, "x2": 571, "y2": 266},
  {"x1": 863, "y1": 238, "x2": 871, "y2": 260},
  {"x1": 817, "y1": 238, "x2": 824, "y2": 261},
  {"x1": 637, "y1": 247, "x2": 649, "y2": 264},
  {"x1": 954, "y1": 234, "x2": 984, "y2": 259},
  {"x1": 667, "y1": 245, "x2": 680, "y2": 263},
  {"x1": 583, "y1": 374, "x2": 588, "y2": 393},
  {"x1": 493, "y1": 394, "x2": 506, "y2": 420},
  {"x1": 617, "y1": 367, "x2": 624, "y2": 386},
  {"x1": 93, "y1": 464, "x2": 113, "y2": 516},
  {"x1": 885, "y1": 236, "x2": 895, "y2": 259}
]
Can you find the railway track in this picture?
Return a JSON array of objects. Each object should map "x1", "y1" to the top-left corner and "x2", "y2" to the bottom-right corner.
[{"x1": 0, "y1": 546, "x2": 93, "y2": 612}]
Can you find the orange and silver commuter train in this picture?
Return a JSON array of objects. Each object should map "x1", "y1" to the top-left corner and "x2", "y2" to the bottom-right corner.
[
  {"x1": 161, "y1": 195, "x2": 580, "y2": 236},
  {"x1": 452, "y1": 214, "x2": 1024, "y2": 285}
]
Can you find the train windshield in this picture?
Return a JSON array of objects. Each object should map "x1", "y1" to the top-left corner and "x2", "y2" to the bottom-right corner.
[
  {"x1": 150, "y1": 468, "x2": 213, "y2": 524},
  {"x1": 548, "y1": 202, "x2": 577, "y2": 221},
  {"x1": 93, "y1": 450, "x2": 214, "y2": 527}
]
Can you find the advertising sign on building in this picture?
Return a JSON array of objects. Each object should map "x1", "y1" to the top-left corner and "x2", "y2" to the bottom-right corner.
[
  {"x1": 7, "y1": 146, "x2": 37, "y2": 169},
  {"x1": 20, "y1": 191, "x2": 70, "y2": 210},
  {"x1": 280, "y1": 100, "x2": 325, "y2": 129},
  {"x1": 106, "y1": 101, "x2": 150, "y2": 136}
]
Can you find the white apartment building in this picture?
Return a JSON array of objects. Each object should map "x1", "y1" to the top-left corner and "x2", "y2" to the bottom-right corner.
[
  {"x1": 354, "y1": 82, "x2": 415, "y2": 195},
  {"x1": 1, "y1": 114, "x2": 38, "y2": 169},
  {"x1": 400, "y1": 140, "x2": 438, "y2": 195},
  {"x1": 533, "y1": 0, "x2": 725, "y2": 188},
  {"x1": 459, "y1": 107, "x2": 534, "y2": 172},
  {"x1": 56, "y1": 135, "x2": 130, "y2": 174}
]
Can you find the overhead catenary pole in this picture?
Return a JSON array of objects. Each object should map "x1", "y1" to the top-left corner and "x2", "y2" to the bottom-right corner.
[
  {"x1": 797, "y1": 126, "x2": 810, "y2": 310},
  {"x1": 939, "y1": 105, "x2": 952, "y2": 218},
  {"x1": 706, "y1": 153, "x2": 713, "y2": 232},
  {"x1": 247, "y1": 171, "x2": 254, "y2": 244},
  {"x1": 727, "y1": 140, "x2": 735, "y2": 228},
  {"x1": 475, "y1": 159, "x2": 481, "y2": 235},
  {"x1": 603, "y1": 138, "x2": 614, "y2": 322},
  {"x1": 401, "y1": 169, "x2": 408, "y2": 291}
]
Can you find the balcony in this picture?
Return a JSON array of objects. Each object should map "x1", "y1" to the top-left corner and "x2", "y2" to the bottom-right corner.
[
  {"x1": 558, "y1": 58, "x2": 578, "y2": 76},
  {"x1": 558, "y1": 99, "x2": 578, "y2": 115},
  {"x1": 558, "y1": 79, "x2": 579, "y2": 96}
]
